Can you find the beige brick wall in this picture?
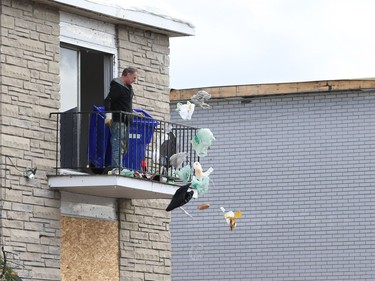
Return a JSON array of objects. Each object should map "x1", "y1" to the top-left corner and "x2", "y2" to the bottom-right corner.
[
  {"x1": 117, "y1": 25, "x2": 172, "y2": 281},
  {"x1": 119, "y1": 199, "x2": 171, "y2": 281},
  {"x1": 117, "y1": 26, "x2": 171, "y2": 121},
  {"x1": 0, "y1": 0, "x2": 61, "y2": 280},
  {"x1": 1, "y1": 1, "x2": 173, "y2": 281}
]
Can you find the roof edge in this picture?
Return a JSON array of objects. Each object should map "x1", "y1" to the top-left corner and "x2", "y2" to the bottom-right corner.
[
  {"x1": 36, "y1": 0, "x2": 195, "y2": 37},
  {"x1": 170, "y1": 79, "x2": 375, "y2": 101}
]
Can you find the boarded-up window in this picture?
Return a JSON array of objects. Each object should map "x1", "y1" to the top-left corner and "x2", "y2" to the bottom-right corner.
[{"x1": 61, "y1": 216, "x2": 119, "y2": 281}]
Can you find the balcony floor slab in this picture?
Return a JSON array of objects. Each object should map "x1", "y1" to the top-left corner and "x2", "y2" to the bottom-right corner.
[{"x1": 48, "y1": 174, "x2": 189, "y2": 199}]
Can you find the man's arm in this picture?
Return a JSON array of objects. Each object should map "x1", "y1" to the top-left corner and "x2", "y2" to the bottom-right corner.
[
  {"x1": 104, "y1": 85, "x2": 116, "y2": 126},
  {"x1": 104, "y1": 83, "x2": 123, "y2": 126}
]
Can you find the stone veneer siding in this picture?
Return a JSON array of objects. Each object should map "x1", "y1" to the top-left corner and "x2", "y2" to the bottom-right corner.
[
  {"x1": 0, "y1": 0, "x2": 61, "y2": 280},
  {"x1": 0, "y1": 1, "x2": 172, "y2": 280},
  {"x1": 117, "y1": 26, "x2": 172, "y2": 281},
  {"x1": 119, "y1": 199, "x2": 171, "y2": 281},
  {"x1": 117, "y1": 26, "x2": 171, "y2": 121}
]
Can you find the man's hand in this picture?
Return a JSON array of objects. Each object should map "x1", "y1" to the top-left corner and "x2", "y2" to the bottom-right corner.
[{"x1": 105, "y1": 113, "x2": 112, "y2": 126}]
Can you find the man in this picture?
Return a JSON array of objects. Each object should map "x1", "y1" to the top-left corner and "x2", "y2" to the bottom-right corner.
[{"x1": 104, "y1": 67, "x2": 138, "y2": 168}]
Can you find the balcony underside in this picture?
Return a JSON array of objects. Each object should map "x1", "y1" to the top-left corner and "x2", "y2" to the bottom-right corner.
[{"x1": 48, "y1": 175, "x2": 193, "y2": 199}]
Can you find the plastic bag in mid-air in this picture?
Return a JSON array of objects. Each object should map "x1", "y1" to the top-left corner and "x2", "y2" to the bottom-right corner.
[
  {"x1": 191, "y1": 90, "x2": 211, "y2": 109},
  {"x1": 191, "y1": 128, "x2": 215, "y2": 157},
  {"x1": 176, "y1": 101, "x2": 195, "y2": 120},
  {"x1": 191, "y1": 175, "x2": 210, "y2": 195},
  {"x1": 175, "y1": 164, "x2": 192, "y2": 183},
  {"x1": 169, "y1": 152, "x2": 188, "y2": 169}
]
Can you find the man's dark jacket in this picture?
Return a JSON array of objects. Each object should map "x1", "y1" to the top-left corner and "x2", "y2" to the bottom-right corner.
[{"x1": 104, "y1": 78, "x2": 134, "y2": 123}]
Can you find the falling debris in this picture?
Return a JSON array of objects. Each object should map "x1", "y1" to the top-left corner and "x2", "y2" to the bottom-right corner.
[
  {"x1": 220, "y1": 207, "x2": 242, "y2": 231},
  {"x1": 166, "y1": 183, "x2": 194, "y2": 211},
  {"x1": 169, "y1": 152, "x2": 188, "y2": 169},
  {"x1": 190, "y1": 162, "x2": 212, "y2": 195},
  {"x1": 175, "y1": 164, "x2": 192, "y2": 183},
  {"x1": 191, "y1": 128, "x2": 215, "y2": 157},
  {"x1": 197, "y1": 203, "x2": 210, "y2": 210},
  {"x1": 191, "y1": 175, "x2": 210, "y2": 195},
  {"x1": 191, "y1": 90, "x2": 211, "y2": 109},
  {"x1": 193, "y1": 162, "x2": 213, "y2": 179},
  {"x1": 179, "y1": 206, "x2": 194, "y2": 219},
  {"x1": 176, "y1": 101, "x2": 195, "y2": 120}
]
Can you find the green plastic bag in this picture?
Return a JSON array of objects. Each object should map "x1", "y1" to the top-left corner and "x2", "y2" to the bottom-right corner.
[
  {"x1": 191, "y1": 175, "x2": 210, "y2": 195},
  {"x1": 175, "y1": 165, "x2": 192, "y2": 183},
  {"x1": 120, "y1": 168, "x2": 134, "y2": 177},
  {"x1": 191, "y1": 128, "x2": 215, "y2": 157}
]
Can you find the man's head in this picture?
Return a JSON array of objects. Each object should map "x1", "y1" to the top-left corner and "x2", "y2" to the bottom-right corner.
[{"x1": 121, "y1": 67, "x2": 138, "y2": 85}]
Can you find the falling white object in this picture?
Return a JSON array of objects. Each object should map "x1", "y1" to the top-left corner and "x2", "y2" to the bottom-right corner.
[
  {"x1": 191, "y1": 90, "x2": 211, "y2": 109},
  {"x1": 176, "y1": 101, "x2": 195, "y2": 120},
  {"x1": 169, "y1": 152, "x2": 188, "y2": 169},
  {"x1": 220, "y1": 207, "x2": 233, "y2": 226},
  {"x1": 193, "y1": 162, "x2": 213, "y2": 179},
  {"x1": 179, "y1": 207, "x2": 194, "y2": 219}
]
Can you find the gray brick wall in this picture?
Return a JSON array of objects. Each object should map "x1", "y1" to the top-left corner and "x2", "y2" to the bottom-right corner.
[{"x1": 170, "y1": 91, "x2": 375, "y2": 280}]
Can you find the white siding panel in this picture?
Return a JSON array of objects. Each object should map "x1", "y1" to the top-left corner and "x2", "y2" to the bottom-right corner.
[{"x1": 60, "y1": 11, "x2": 117, "y2": 54}]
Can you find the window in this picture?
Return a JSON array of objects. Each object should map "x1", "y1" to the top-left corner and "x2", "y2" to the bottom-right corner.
[{"x1": 60, "y1": 45, "x2": 113, "y2": 169}]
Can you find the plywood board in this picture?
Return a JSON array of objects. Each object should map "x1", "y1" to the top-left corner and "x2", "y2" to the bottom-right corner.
[{"x1": 61, "y1": 216, "x2": 119, "y2": 281}]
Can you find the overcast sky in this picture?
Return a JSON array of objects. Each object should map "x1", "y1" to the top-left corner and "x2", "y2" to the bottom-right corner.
[{"x1": 161, "y1": 0, "x2": 375, "y2": 89}]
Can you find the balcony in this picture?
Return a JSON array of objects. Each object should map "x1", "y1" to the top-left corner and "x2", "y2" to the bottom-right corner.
[{"x1": 48, "y1": 108, "x2": 200, "y2": 199}]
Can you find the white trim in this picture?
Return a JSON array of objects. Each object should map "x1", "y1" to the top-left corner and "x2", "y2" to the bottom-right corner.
[
  {"x1": 59, "y1": 11, "x2": 118, "y2": 77},
  {"x1": 48, "y1": 174, "x2": 198, "y2": 200},
  {"x1": 52, "y1": 0, "x2": 195, "y2": 36}
]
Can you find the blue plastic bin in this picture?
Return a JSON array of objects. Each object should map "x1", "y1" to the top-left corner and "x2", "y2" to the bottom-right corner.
[
  {"x1": 89, "y1": 106, "x2": 112, "y2": 168},
  {"x1": 123, "y1": 109, "x2": 159, "y2": 170},
  {"x1": 89, "y1": 106, "x2": 159, "y2": 171}
]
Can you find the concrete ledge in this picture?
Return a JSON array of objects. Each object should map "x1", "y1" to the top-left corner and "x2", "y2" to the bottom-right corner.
[{"x1": 48, "y1": 174, "x2": 197, "y2": 199}]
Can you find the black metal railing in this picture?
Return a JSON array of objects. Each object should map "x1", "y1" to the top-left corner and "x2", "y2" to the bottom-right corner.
[{"x1": 49, "y1": 108, "x2": 200, "y2": 181}]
